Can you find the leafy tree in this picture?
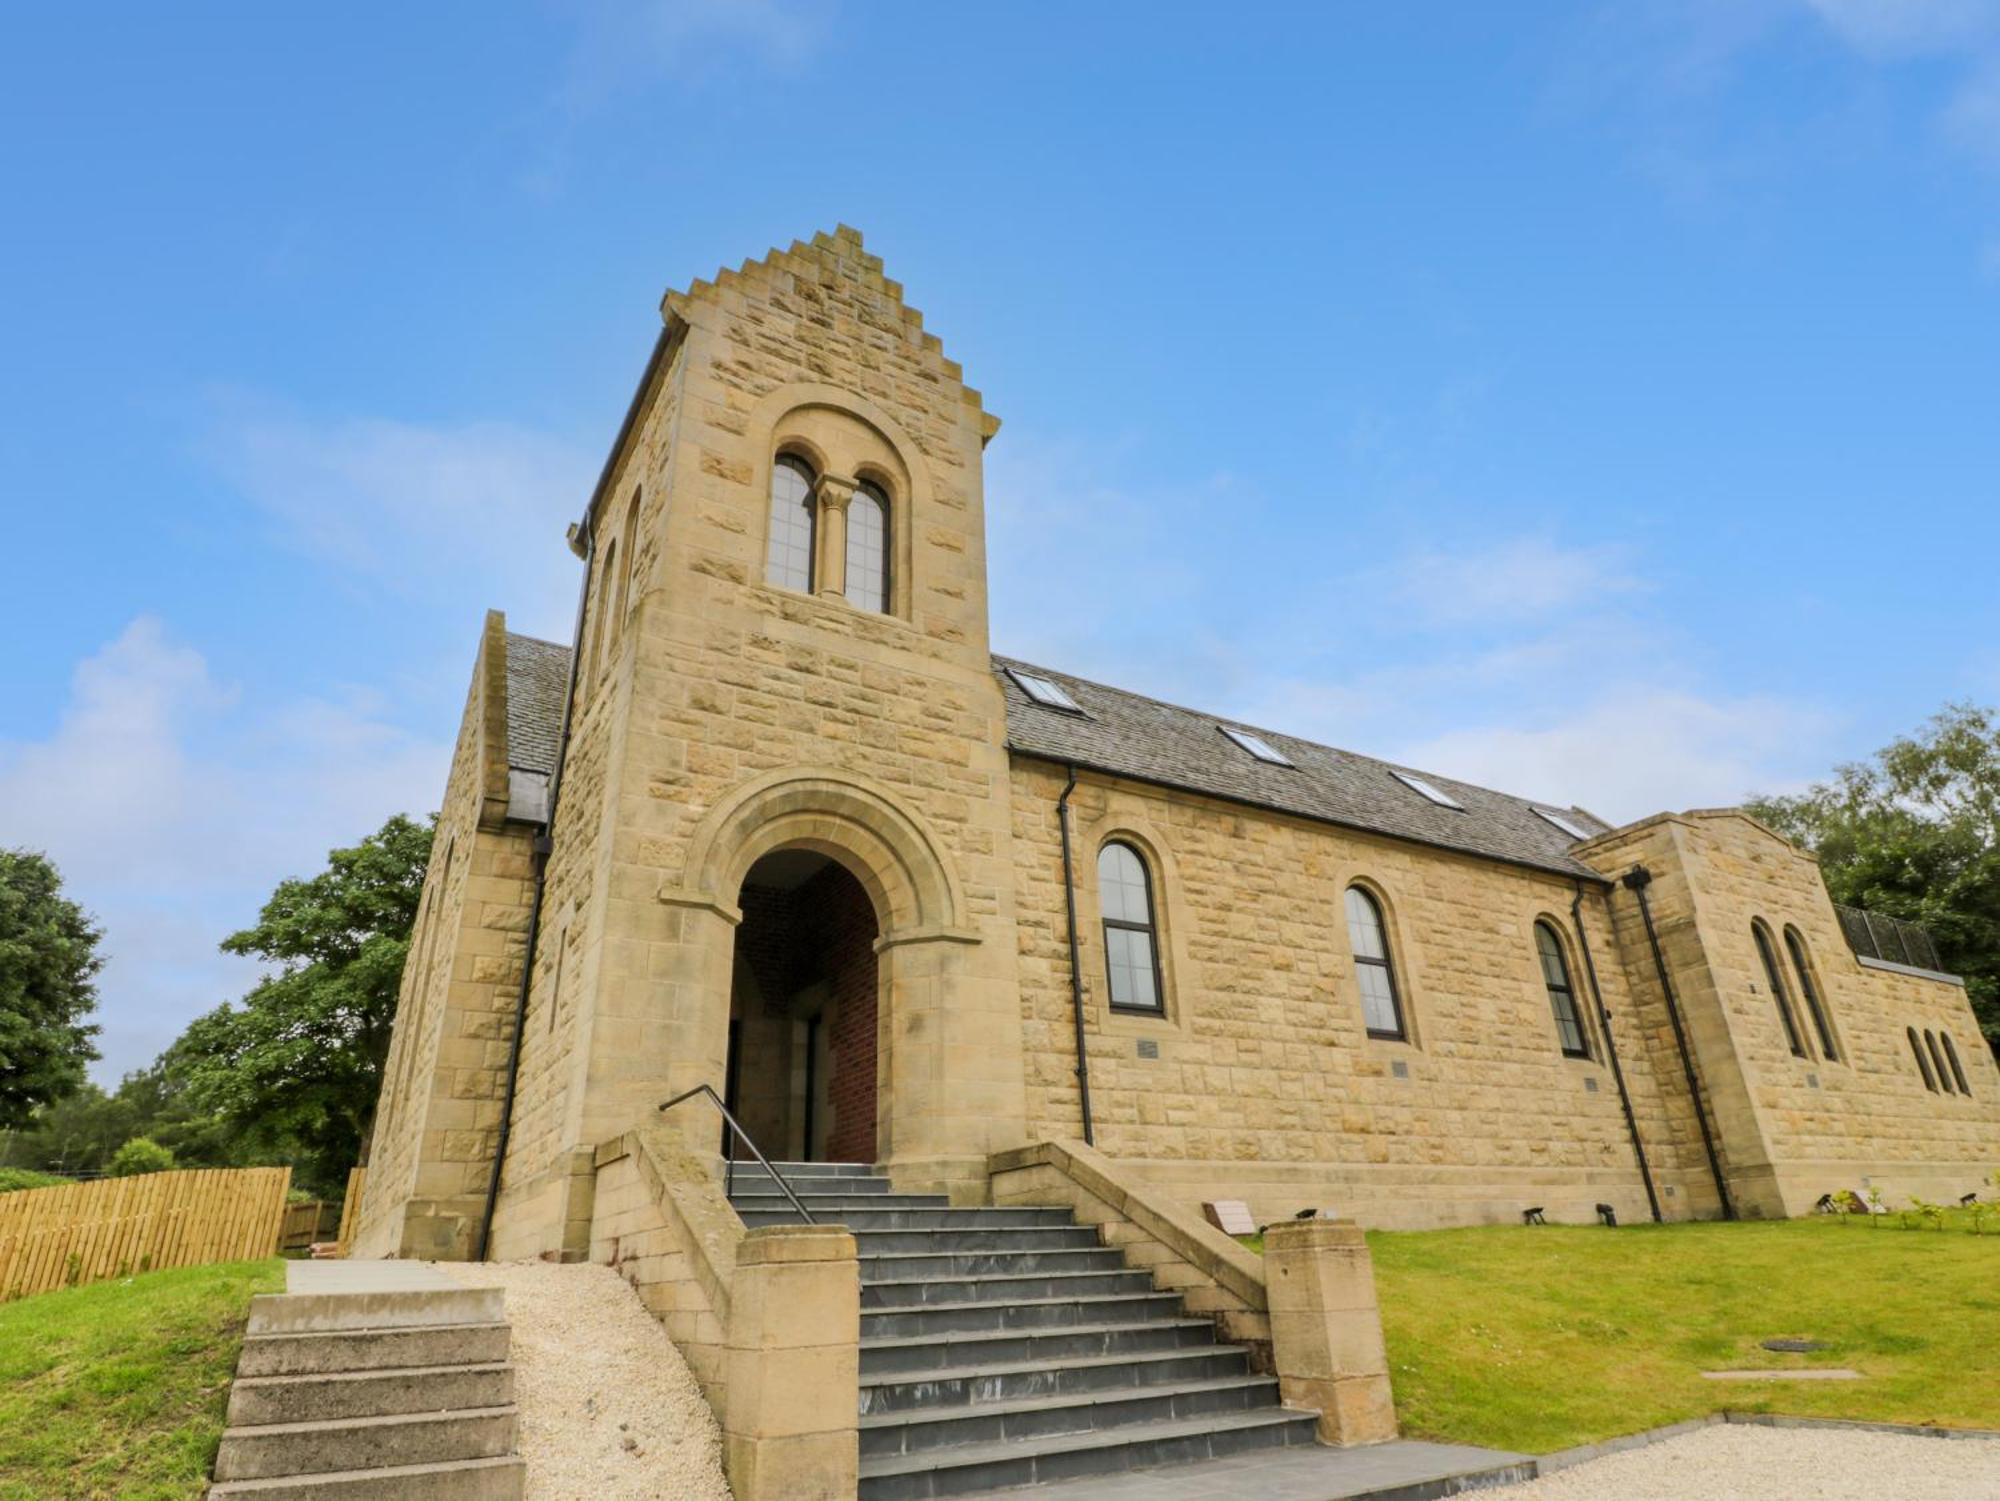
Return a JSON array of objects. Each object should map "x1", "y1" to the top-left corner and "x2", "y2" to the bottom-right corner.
[
  {"x1": 166, "y1": 814, "x2": 432, "y2": 1195},
  {"x1": 1749, "y1": 703, "x2": 2000, "y2": 1052},
  {"x1": 0, "y1": 849, "x2": 103, "y2": 1129},
  {"x1": 107, "y1": 1136, "x2": 176, "y2": 1177}
]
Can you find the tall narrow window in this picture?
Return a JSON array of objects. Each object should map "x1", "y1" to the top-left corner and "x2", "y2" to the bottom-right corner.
[
  {"x1": 1098, "y1": 842, "x2": 1163, "y2": 1014},
  {"x1": 845, "y1": 482, "x2": 889, "y2": 613},
  {"x1": 1941, "y1": 1033, "x2": 1972, "y2": 1095},
  {"x1": 766, "y1": 455, "x2": 816, "y2": 592},
  {"x1": 1536, "y1": 921, "x2": 1590, "y2": 1059},
  {"x1": 1346, "y1": 886, "x2": 1406, "y2": 1040},
  {"x1": 1909, "y1": 1027, "x2": 1938, "y2": 1091},
  {"x1": 1926, "y1": 1031, "x2": 1953, "y2": 1095},
  {"x1": 588, "y1": 538, "x2": 616, "y2": 680},
  {"x1": 612, "y1": 488, "x2": 640, "y2": 642},
  {"x1": 1783, "y1": 928, "x2": 1837, "y2": 1061},
  {"x1": 1753, "y1": 924, "x2": 1808, "y2": 1058}
]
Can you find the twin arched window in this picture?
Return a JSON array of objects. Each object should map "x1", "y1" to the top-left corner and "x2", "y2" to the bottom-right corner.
[
  {"x1": 1783, "y1": 927, "x2": 1837, "y2": 1061},
  {"x1": 1098, "y1": 841, "x2": 1163, "y2": 1013},
  {"x1": 1753, "y1": 923, "x2": 1809, "y2": 1059},
  {"x1": 1536, "y1": 921, "x2": 1590, "y2": 1060},
  {"x1": 1345, "y1": 887, "x2": 1405, "y2": 1041},
  {"x1": 765, "y1": 455, "x2": 891, "y2": 613}
]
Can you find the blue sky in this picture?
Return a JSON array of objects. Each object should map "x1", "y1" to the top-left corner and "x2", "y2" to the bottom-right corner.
[{"x1": 5, "y1": 1, "x2": 2000, "y2": 1080}]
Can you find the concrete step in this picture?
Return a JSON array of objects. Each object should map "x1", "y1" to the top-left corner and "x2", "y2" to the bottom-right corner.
[
  {"x1": 864, "y1": 1268, "x2": 1155, "y2": 1310},
  {"x1": 227, "y1": 1363, "x2": 515, "y2": 1427},
  {"x1": 207, "y1": 1455, "x2": 526, "y2": 1500},
  {"x1": 860, "y1": 1247, "x2": 1126, "y2": 1284},
  {"x1": 859, "y1": 1346, "x2": 1251, "y2": 1414},
  {"x1": 856, "y1": 1406, "x2": 1318, "y2": 1499},
  {"x1": 237, "y1": 1322, "x2": 512, "y2": 1378},
  {"x1": 213, "y1": 1406, "x2": 517, "y2": 1482},
  {"x1": 736, "y1": 1206, "x2": 1074, "y2": 1230},
  {"x1": 860, "y1": 1376, "x2": 1282, "y2": 1459},
  {"x1": 861, "y1": 1291, "x2": 1186, "y2": 1339},
  {"x1": 861, "y1": 1318, "x2": 1221, "y2": 1376},
  {"x1": 248, "y1": 1285, "x2": 504, "y2": 1337},
  {"x1": 847, "y1": 1226, "x2": 1103, "y2": 1256}
]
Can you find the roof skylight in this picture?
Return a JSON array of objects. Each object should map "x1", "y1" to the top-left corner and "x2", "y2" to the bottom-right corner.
[
  {"x1": 1007, "y1": 668, "x2": 1084, "y2": 714},
  {"x1": 1220, "y1": 725, "x2": 1294, "y2": 767},
  {"x1": 1533, "y1": 807, "x2": 1591, "y2": 841},
  {"x1": 1390, "y1": 769, "x2": 1464, "y2": 810}
]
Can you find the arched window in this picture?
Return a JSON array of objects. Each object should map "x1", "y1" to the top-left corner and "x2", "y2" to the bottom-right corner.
[
  {"x1": 1753, "y1": 924, "x2": 1808, "y2": 1058},
  {"x1": 1536, "y1": 920, "x2": 1590, "y2": 1059},
  {"x1": 845, "y1": 482, "x2": 889, "y2": 614},
  {"x1": 766, "y1": 455, "x2": 816, "y2": 592},
  {"x1": 1097, "y1": 841, "x2": 1163, "y2": 1014},
  {"x1": 1925, "y1": 1031, "x2": 1953, "y2": 1095},
  {"x1": 1345, "y1": 886, "x2": 1405, "y2": 1041},
  {"x1": 612, "y1": 488, "x2": 640, "y2": 643},
  {"x1": 1783, "y1": 927, "x2": 1837, "y2": 1061},
  {"x1": 1941, "y1": 1033, "x2": 1972, "y2": 1095},
  {"x1": 588, "y1": 537, "x2": 616, "y2": 680},
  {"x1": 1909, "y1": 1027, "x2": 1938, "y2": 1091}
]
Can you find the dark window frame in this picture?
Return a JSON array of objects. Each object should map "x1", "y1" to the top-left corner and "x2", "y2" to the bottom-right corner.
[
  {"x1": 1346, "y1": 885, "x2": 1408, "y2": 1042},
  {"x1": 1753, "y1": 922, "x2": 1809, "y2": 1059},
  {"x1": 1941, "y1": 1033, "x2": 1972, "y2": 1095},
  {"x1": 1098, "y1": 839, "x2": 1167, "y2": 1017},
  {"x1": 766, "y1": 452, "x2": 818, "y2": 593},
  {"x1": 1909, "y1": 1027, "x2": 1938, "y2": 1091},
  {"x1": 1782, "y1": 926, "x2": 1838, "y2": 1062},
  {"x1": 1536, "y1": 919, "x2": 1591, "y2": 1060}
]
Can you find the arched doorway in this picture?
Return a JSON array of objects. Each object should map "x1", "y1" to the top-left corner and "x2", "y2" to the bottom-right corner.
[{"x1": 723, "y1": 848, "x2": 881, "y2": 1163}]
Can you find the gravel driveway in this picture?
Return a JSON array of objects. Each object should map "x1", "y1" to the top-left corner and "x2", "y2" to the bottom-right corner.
[
  {"x1": 446, "y1": 1259, "x2": 732, "y2": 1501},
  {"x1": 1495, "y1": 1423, "x2": 2000, "y2": 1499}
]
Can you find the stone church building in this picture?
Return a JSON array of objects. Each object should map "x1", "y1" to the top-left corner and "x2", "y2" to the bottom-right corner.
[{"x1": 351, "y1": 222, "x2": 1998, "y2": 1247}]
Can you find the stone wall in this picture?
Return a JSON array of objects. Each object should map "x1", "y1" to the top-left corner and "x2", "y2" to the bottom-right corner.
[{"x1": 1005, "y1": 759, "x2": 1700, "y2": 1228}]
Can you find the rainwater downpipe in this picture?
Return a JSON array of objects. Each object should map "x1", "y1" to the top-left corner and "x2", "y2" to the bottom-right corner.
[
  {"x1": 1056, "y1": 764, "x2": 1096, "y2": 1146},
  {"x1": 1622, "y1": 866, "x2": 1735, "y2": 1221},
  {"x1": 1572, "y1": 880, "x2": 1662, "y2": 1223},
  {"x1": 474, "y1": 517, "x2": 597, "y2": 1261}
]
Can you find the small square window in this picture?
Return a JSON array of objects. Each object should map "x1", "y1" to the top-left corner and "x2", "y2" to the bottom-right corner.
[
  {"x1": 1007, "y1": 668, "x2": 1083, "y2": 714},
  {"x1": 1532, "y1": 807, "x2": 1591, "y2": 841},
  {"x1": 1390, "y1": 769, "x2": 1463, "y2": 810},
  {"x1": 1219, "y1": 725, "x2": 1293, "y2": 767}
]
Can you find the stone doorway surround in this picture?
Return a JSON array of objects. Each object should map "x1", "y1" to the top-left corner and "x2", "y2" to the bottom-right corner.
[{"x1": 654, "y1": 768, "x2": 1027, "y2": 1202}]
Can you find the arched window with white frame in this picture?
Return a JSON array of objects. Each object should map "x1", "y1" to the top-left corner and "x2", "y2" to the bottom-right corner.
[
  {"x1": 766, "y1": 455, "x2": 816, "y2": 592},
  {"x1": 845, "y1": 481, "x2": 889, "y2": 614}
]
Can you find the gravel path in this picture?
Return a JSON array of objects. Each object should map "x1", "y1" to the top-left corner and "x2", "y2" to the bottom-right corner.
[
  {"x1": 445, "y1": 1260, "x2": 731, "y2": 1501},
  {"x1": 1495, "y1": 1424, "x2": 2000, "y2": 1499}
]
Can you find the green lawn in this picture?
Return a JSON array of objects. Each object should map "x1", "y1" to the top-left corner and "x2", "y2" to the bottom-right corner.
[
  {"x1": 0, "y1": 1258, "x2": 282, "y2": 1501},
  {"x1": 1368, "y1": 1216, "x2": 2000, "y2": 1454}
]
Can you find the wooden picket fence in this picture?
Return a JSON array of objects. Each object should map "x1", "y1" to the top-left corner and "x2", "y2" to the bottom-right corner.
[{"x1": 0, "y1": 1166, "x2": 291, "y2": 1300}]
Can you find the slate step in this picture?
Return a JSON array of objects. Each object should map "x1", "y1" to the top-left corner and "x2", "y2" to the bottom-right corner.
[
  {"x1": 207, "y1": 1455, "x2": 526, "y2": 1500},
  {"x1": 860, "y1": 1247, "x2": 1125, "y2": 1282},
  {"x1": 227, "y1": 1363, "x2": 515, "y2": 1427},
  {"x1": 864, "y1": 1269, "x2": 1154, "y2": 1309},
  {"x1": 736, "y1": 1206, "x2": 1074, "y2": 1230},
  {"x1": 860, "y1": 1376, "x2": 1282, "y2": 1458},
  {"x1": 728, "y1": 1159, "x2": 880, "y2": 1177},
  {"x1": 856, "y1": 1406, "x2": 1319, "y2": 1499},
  {"x1": 862, "y1": 1291, "x2": 1187, "y2": 1338},
  {"x1": 859, "y1": 1346, "x2": 1251, "y2": 1414},
  {"x1": 731, "y1": 1189, "x2": 951, "y2": 1209},
  {"x1": 236, "y1": 1322, "x2": 512, "y2": 1378},
  {"x1": 850, "y1": 1226, "x2": 1105, "y2": 1257},
  {"x1": 213, "y1": 1406, "x2": 518, "y2": 1481},
  {"x1": 861, "y1": 1318, "x2": 1221, "y2": 1376}
]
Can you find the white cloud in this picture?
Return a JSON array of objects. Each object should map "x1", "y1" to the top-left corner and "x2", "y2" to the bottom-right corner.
[
  {"x1": 1379, "y1": 538, "x2": 1646, "y2": 628},
  {"x1": 0, "y1": 619, "x2": 450, "y2": 1080},
  {"x1": 1803, "y1": 0, "x2": 2000, "y2": 58},
  {"x1": 555, "y1": 0, "x2": 833, "y2": 112},
  {"x1": 199, "y1": 393, "x2": 594, "y2": 641}
]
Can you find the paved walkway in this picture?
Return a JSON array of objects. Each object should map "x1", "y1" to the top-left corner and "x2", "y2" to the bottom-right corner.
[{"x1": 981, "y1": 1439, "x2": 1530, "y2": 1499}]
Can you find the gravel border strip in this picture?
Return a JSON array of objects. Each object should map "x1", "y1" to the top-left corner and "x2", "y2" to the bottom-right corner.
[{"x1": 1532, "y1": 1411, "x2": 2000, "y2": 1477}]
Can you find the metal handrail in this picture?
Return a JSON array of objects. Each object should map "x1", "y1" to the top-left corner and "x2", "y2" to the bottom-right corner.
[{"x1": 658, "y1": 1083, "x2": 817, "y2": 1224}]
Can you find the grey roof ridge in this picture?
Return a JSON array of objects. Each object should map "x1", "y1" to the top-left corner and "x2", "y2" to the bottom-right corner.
[{"x1": 990, "y1": 651, "x2": 1598, "y2": 823}]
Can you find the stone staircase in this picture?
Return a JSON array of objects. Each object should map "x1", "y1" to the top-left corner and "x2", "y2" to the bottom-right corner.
[
  {"x1": 210, "y1": 1263, "x2": 524, "y2": 1499},
  {"x1": 728, "y1": 1161, "x2": 1318, "y2": 1499}
]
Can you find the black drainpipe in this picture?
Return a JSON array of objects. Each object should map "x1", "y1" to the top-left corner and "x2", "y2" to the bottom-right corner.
[
  {"x1": 474, "y1": 520, "x2": 597, "y2": 1260},
  {"x1": 1622, "y1": 867, "x2": 1734, "y2": 1221},
  {"x1": 1056, "y1": 765, "x2": 1095, "y2": 1146},
  {"x1": 1573, "y1": 880, "x2": 1661, "y2": 1223}
]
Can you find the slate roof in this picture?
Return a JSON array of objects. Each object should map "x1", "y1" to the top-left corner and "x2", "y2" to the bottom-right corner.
[
  {"x1": 994, "y1": 656, "x2": 1612, "y2": 881},
  {"x1": 490, "y1": 632, "x2": 1612, "y2": 879},
  {"x1": 504, "y1": 633, "x2": 572, "y2": 776}
]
